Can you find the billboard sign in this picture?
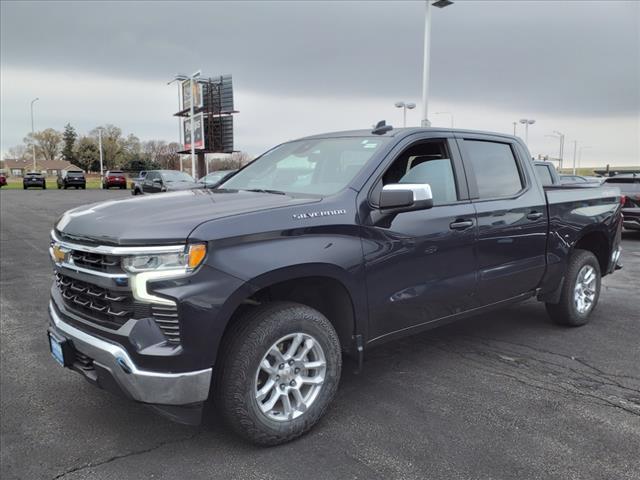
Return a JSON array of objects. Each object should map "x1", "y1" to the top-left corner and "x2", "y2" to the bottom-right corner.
[
  {"x1": 181, "y1": 79, "x2": 203, "y2": 110},
  {"x1": 183, "y1": 113, "x2": 205, "y2": 150}
]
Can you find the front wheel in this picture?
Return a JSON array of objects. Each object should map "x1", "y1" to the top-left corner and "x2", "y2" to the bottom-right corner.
[
  {"x1": 214, "y1": 302, "x2": 342, "y2": 445},
  {"x1": 546, "y1": 249, "x2": 601, "y2": 326}
]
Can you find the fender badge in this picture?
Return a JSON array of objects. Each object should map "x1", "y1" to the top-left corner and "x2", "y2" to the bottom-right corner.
[{"x1": 292, "y1": 209, "x2": 347, "y2": 220}]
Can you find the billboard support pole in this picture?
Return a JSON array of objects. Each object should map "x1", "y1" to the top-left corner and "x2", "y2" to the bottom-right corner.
[{"x1": 190, "y1": 70, "x2": 201, "y2": 178}]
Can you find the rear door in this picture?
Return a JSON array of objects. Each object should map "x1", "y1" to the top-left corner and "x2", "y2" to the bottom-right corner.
[{"x1": 456, "y1": 134, "x2": 547, "y2": 304}]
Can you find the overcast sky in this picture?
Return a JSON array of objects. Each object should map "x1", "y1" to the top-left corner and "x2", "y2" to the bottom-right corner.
[{"x1": 1, "y1": 0, "x2": 638, "y2": 167}]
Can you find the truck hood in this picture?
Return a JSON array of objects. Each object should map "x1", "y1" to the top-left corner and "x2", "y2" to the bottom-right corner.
[{"x1": 55, "y1": 189, "x2": 319, "y2": 245}]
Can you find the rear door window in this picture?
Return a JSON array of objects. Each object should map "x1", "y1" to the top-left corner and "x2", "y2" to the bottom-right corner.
[
  {"x1": 535, "y1": 164, "x2": 554, "y2": 186},
  {"x1": 463, "y1": 140, "x2": 524, "y2": 199}
]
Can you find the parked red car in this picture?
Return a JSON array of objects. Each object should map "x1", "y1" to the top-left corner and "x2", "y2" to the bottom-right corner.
[
  {"x1": 102, "y1": 170, "x2": 127, "y2": 189},
  {"x1": 0, "y1": 173, "x2": 7, "y2": 187}
]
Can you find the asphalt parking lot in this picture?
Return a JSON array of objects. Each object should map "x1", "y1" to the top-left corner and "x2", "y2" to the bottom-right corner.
[{"x1": 1, "y1": 189, "x2": 639, "y2": 480}]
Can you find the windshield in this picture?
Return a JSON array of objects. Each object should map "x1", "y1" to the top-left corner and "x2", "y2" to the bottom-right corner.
[
  {"x1": 162, "y1": 171, "x2": 194, "y2": 182},
  {"x1": 220, "y1": 137, "x2": 389, "y2": 195}
]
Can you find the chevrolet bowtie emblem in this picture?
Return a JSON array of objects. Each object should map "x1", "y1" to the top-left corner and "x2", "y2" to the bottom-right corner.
[{"x1": 52, "y1": 244, "x2": 69, "y2": 263}]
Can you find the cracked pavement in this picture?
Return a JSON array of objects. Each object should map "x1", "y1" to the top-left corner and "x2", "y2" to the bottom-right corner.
[{"x1": 1, "y1": 190, "x2": 639, "y2": 480}]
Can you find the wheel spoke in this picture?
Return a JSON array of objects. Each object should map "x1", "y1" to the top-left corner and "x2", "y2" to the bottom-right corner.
[
  {"x1": 256, "y1": 378, "x2": 276, "y2": 401},
  {"x1": 291, "y1": 387, "x2": 307, "y2": 412},
  {"x1": 294, "y1": 339, "x2": 314, "y2": 361},
  {"x1": 303, "y1": 360, "x2": 326, "y2": 370},
  {"x1": 259, "y1": 388, "x2": 281, "y2": 413},
  {"x1": 268, "y1": 345, "x2": 285, "y2": 363},
  {"x1": 286, "y1": 333, "x2": 304, "y2": 358},
  {"x1": 281, "y1": 392, "x2": 294, "y2": 419},
  {"x1": 300, "y1": 375, "x2": 324, "y2": 385},
  {"x1": 260, "y1": 358, "x2": 276, "y2": 375}
]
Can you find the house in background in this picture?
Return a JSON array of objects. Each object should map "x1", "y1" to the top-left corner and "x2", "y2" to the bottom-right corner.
[{"x1": 0, "y1": 159, "x2": 84, "y2": 177}]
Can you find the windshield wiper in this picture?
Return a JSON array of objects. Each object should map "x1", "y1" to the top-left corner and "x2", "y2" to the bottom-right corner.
[{"x1": 244, "y1": 188, "x2": 287, "y2": 195}]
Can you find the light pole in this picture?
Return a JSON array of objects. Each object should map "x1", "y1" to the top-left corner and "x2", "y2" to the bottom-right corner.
[
  {"x1": 545, "y1": 131, "x2": 565, "y2": 169},
  {"x1": 512, "y1": 122, "x2": 517, "y2": 136},
  {"x1": 435, "y1": 111, "x2": 453, "y2": 128},
  {"x1": 519, "y1": 118, "x2": 536, "y2": 145},
  {"x1": 578, "y1": 146, "x2": 592, "y2": 171},
  {"x1": 30, "y1": 97, "x2": 39, "y2": 171},
  {"x1": 572, "y1": 140, "x2": 578, "y2": 175},
  {"x1": 395, "y1": 101, "x2": 416, "y2": 127},
  {"x1": 97, "y1": 127, "x2": 104, "y2": 188},
  {"x1": 421, "y1": 0, "x2": 454, "y2": 127}
]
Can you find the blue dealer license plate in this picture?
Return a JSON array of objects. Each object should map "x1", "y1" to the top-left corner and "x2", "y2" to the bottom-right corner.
[{"x1": 49, "y1": 334, "x2": 65, "y2": 366}]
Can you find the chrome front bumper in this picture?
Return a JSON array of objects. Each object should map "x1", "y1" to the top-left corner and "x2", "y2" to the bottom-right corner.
[{"x1": 48, "y1": 301, "x2": 212, "y2": 406}]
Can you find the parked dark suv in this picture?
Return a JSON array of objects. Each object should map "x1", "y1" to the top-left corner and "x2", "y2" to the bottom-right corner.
[
  {"x1": 102, "y1": 170, "x2": 127, "y2": 189},
  {"x1": 23, "y1": 172, "x2": 46, "y2": 189},
  {"x1": 57, "y1": 170, "x2": 86, "y2": 190}
]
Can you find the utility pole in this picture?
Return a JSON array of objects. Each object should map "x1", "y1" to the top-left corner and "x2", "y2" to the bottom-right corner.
[
  {"x1": 30, "y1": 98, "x2": 39, "y2": 171},
  {"x1": 513, "y1": 122, "x2": 517, "y2": 136},
  {"x1": 572, "y1": 140, "x2": 578, "y2": 175}
]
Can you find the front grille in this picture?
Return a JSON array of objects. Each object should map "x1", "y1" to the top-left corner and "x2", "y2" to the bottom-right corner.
[
  {"x1": 70, "y1": 251, "x2": 123, "y2": 274},
  {"x1": 56, "y1": 273, "x2": 134, "y2": 328},
  {"x1": 55, "y1": 272, "x2": 181, "y2": 344}
]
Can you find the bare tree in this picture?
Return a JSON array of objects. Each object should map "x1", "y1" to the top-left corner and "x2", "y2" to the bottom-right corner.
[
  {"x1": 230, "y1": 151, "x2": 253, "y2": 169},
  {"x1": 24, "y1": 128, "x2": 63, "y2": 162},
  {"x1": 6, "y1": 144, "x2": 30, "y2": 161}
]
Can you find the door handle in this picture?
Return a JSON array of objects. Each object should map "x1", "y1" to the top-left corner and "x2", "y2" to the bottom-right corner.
[
  {"x1": 450, "y1": 219, "x2": 474, "y2": 230},
  {"x1": 526, "y1": 211, "x2": 543, "y2": 220}
]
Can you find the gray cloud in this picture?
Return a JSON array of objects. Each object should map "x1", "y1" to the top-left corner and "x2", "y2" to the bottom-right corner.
[{"x1": 2, "y1": 0, "x2": 638, "y2": 117}]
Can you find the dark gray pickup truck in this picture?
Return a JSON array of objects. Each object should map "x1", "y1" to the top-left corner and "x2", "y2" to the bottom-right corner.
[{"x1": 47, "y1": 126, "x2": 623, "y2": 445}]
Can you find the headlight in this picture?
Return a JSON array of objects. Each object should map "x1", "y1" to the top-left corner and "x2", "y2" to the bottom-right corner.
[{"x1": 122, "y1": 244, "x2": 207, "y2": 273}]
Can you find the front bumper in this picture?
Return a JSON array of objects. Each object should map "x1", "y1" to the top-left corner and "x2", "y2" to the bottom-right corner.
[{"x1": 48, "y1": 300, "x2": 212, "y2": 406}]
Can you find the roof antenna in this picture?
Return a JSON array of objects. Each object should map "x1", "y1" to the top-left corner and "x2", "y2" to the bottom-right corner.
[{"x1": 372, "y1": 120, "x2": 393, "y2": 135}]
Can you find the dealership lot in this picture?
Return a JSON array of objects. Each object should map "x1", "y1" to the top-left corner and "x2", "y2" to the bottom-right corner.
[{"x1": 1, "y1": 190, "x2": 639, "y2": 480}]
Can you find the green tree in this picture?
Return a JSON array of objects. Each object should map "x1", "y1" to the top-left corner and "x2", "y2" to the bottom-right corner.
[
  {"x1": 75, "y1": 136, "x2": 99, "y2": 172},
  {"x1": 90, "y1": 125, "x2": 122, "y2": 169},
  {"x1": 61, "y1": 123, "x2": 77, "y2": 164}
]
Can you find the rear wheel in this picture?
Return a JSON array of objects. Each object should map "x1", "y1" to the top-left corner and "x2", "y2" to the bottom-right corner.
[
  {"x1": 42, "y1": 184, "x2": 46, "y2": 189},
  {"x1": 214, "y1": 302, "x2": 342, "y2": 445},
  {"x1": 546, "y1": 249, "x2": 601, "y2": 326}
]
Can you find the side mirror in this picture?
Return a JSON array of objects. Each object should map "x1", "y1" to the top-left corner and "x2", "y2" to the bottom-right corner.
[{"x1": 379, "y1": 183, "x2": 433, "y2": 212}]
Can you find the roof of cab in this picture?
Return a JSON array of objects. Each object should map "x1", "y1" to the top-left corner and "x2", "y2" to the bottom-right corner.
[{"x1": 298, "y1": 127, "x2": 518, "y2": 142}]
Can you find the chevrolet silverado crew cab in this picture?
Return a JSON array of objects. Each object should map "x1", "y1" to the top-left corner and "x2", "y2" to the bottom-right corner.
[{"x1": 48, "y1": 125, "x2": 623, "y2": 445}]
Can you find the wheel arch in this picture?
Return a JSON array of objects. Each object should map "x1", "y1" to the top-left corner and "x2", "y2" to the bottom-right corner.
[{"x1": 218, "y1": 264, "x2": 365, "y2": 360}]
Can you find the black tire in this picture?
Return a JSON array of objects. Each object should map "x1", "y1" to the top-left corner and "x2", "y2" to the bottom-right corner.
[
  {"x1": 42, "y1": 184, "x2": 46, "y2": 189},
  {"x1": 81, "y1": 185, "x2": 86, "y2": 189},
  {"x1": 545, "y1": 249, "x2": 601, "y2": 326},
  {"x1": 120, "y1": 185, "x2": 126, "y2": 190},
  {"x1": 57, "y1": 184, "x2": 62, "y2": 189},
  {"x1": 23, "y1": 185, "x2": 27, "y2": 190},
  {"x1": 214, "y1": 302, "x2": 342, "y2": 445}
]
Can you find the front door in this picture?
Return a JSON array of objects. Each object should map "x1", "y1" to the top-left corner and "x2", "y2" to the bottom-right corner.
[{"x1": 362, "y1": 135, "x2": 478, "y2": 342}]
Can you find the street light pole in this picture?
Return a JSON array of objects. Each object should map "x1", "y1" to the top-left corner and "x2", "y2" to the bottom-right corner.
[
  {"x1": 519, "y1": 118, "x2": 535, "y2": 145},
  {"x1": 513, "y1": 122, "x2": 517, "y2": 136},
  {"x1": 98, "y1": 128, "x2": 104, "y2": 188},
  {"x1": 395, "y1": 101, "x2": 416, "y2": 127},
  {"x1": 421, "y1": 0, "x2": 453, "y2": 127},
  {"x1": 30, "y1": 97, "x2": 39, "y2": 171},
  {"x1": 572, "y1": 140, "x2": 578, "y2": 175},
  {"x1": 553, "y1": 130, "x2": 565, "y2": 169}
]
